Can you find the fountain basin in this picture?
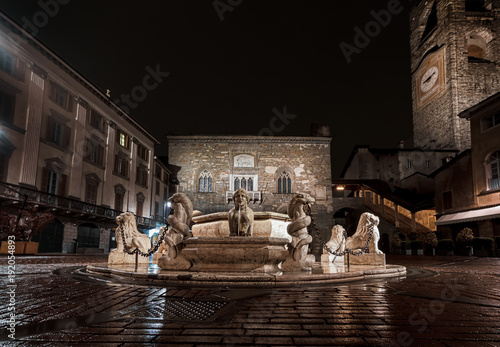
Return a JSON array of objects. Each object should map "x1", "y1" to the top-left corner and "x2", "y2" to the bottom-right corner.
[
  {"x1": 191, "y1": 212, "x2": 291, "y2": 241},
  {"x1": 182, "y1": 237, "x2": 289, "y2": 273}
]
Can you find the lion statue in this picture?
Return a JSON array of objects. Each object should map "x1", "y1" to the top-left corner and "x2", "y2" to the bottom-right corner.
[
  {"x1": 345, "y1": 212, "x2": 383, "y2": 254},
  {"x1": 324, "y1": 224, "x2": 345, "y2": 255},
  {"x1": 228, "y1": 188, "x2": 254, "y2": 237},
  {"x1": 113, "y1": 211, "x2": 151, "y2": 254},
  {"x1": 281, "y1": 193, "x2": 316, "y2": 271}
]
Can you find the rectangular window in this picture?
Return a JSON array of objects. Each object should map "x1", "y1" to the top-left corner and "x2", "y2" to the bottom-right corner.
[
  {"x1": 136, "y1": 199, "x2": 144, "y2": 217},
  {"x1": 50, "y1": 83, "x2": 72, "y2": 111},
  {"x1": 85, "y1": 181, "x2": 98, "y2": 204},
  {"x1": 164, "y1": 186, "x2": 168, "y2": 201},
  {"x1": 46, "y1": 116, "x2": 70, "y2": 148},
  {"x1": 136, "y1": 165, "x2": 148, "y2": 187},
  {"x1": 117, "y1": 129, "x2": 130, "y2": 149},
  {"x1": 47, "y1": 171, "x2": 59, "y2": 195},
  {"x1": 155, "y1": 164, "x2": 161, "y2": 179},
  {"x1": 426, "y1": 160, "x2": 431, "y2": 170},
  {"x1": 0, "y1": 153, "x2": 7, "y2": 181},
  {"x1": 156, "y1": 181, "x2": 160, "y2": 196},
  {"x1": 482, "y1": 113, "x2": 500, "y2": 131},
  {"x1": 88, "y1": 110, "x2": 106, "y2": 133},
  {"x1": 115, "y1": 192, "x2": 123, "y2": 212},
  {"x1": 85, "y1": 139, "x2": 104, "y2": 166},
  {"x1": 0, "y1": 90, "x2": 15, "y2": 124},
  {"x1": 114, "y1": 155, "x2": 129, "y2": 178},
  {"x1": 0, "y1": 47, "x2": 14, "y2": 75},
  {"x1": 137, "y1": 143, "x2": 148, "y2": 161},
  {"x1": 155, "y1": 202, "x2": 159, "y2": 219},
  {"x1": 407, "y1": 159, "x2": 413, "y2": 169},
  {"x1": 443, "y1": 191, "x2": 453, "y2": 210}
]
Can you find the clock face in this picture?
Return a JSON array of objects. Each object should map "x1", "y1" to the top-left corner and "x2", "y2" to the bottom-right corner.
[
  {"x1": 415, "y1": 47, "x2": 446, "y2": 109},
  {"x1": 420, "y1": 66, "x2": 438, "y2": 93}
]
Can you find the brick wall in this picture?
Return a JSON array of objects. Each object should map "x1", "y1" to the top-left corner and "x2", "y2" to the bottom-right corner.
[
  {"x1": 410, "y1": 0, "x2": 500, "y2": 151},
  {"x1": 168, "y1": 135, "x2": 334, "y2": 242}
]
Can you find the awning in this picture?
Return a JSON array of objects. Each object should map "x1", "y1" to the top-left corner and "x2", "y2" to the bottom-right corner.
[{"x1": 435, "y1": 205, "x2": 500, "y2": 226}]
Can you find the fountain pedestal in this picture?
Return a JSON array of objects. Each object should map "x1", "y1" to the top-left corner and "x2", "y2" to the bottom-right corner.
[{"x1": 182, "y1": 237, "x2": 289, "y2": 273}]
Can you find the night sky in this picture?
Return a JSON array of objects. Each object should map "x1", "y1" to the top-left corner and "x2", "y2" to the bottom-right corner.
[{"x1": 1, "y1": 0, "x2": 413, "y2": 177}]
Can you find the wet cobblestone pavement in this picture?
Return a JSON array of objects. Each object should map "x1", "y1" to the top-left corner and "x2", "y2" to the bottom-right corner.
[{"x1": 0, "y1": 254, "x2": 499, "y2": 346}]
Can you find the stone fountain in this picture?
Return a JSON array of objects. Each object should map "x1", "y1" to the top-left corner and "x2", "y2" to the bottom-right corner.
[{"x1": 95, "y1": 189, "x2": 406, "y2": 287}]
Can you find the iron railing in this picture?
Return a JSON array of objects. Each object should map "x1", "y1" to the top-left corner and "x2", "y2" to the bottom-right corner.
[{"x1": 0, "y1": 182, "x2": 157, "y2": 228}]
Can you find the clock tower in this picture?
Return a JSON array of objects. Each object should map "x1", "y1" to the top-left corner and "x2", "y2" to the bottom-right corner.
[{"x1": 410, "y1": 0, "x2": 500, "y2": 150}]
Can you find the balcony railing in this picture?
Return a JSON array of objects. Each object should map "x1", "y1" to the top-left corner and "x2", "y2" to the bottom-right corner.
[{"x1": 0, "y1": 182, "x2": 157, "y2": 228}]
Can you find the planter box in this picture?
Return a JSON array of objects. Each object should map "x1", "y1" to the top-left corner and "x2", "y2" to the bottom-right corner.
[
  {"x1": 0, "y1": 241, "x2": 38, "y2": 254},
  {"x1": 24, "y1": 242, "x2": 39, "y2": 254}
]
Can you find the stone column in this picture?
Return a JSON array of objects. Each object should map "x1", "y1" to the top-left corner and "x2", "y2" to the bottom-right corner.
[
  {"x1": 19, "y1": 64, "x2": 47, "y2": 188},
  {"x1": 67, "y1": 98, "x2": 88, "y2": 199},
  {"x1": 102, "y1": 120, "x2": 116, "y2": 208},
  {"x1": 128, "y1": 137, "x2": 137, "y2": 212}
]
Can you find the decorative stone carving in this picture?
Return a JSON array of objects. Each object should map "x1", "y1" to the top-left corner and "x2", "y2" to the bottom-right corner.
[
  {"x1": 228, "y1": 188, "x2": 254, "y2": 236},
  {"x1": 321, "y1": 224, "x2": 345, "y2": 265},
  {"x1": 345, "y1": 212, "x2": 383, "y2": 254},
  {"x1": 108, "y1": 212, "x2": 150, "y2": 265},
  {"x1": 158, "y1": 193, "x2": 193, "y2": 270},
  {"x1": 281, "y1": 193, "x2": 316, "y2": 271}
]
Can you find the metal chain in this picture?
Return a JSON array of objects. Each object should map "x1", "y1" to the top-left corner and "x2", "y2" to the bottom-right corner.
[
  {"x1": 119, "y1": 224, "x2": 168, "y2": 257},
  {"x1": 305, "y1": 203, "x2": 373, "y2": 257}
]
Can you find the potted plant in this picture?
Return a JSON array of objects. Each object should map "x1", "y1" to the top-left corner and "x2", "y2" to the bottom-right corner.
[
  {"x1": 472, "y1": 237, "x2": 494, "y2": 257},
  {"x1": 437, "y1": 239, "x2": 454, "y2": 256},
  {"x1": 456, "y1": 227, "x2": 474, "y2": 256},
  {"x1": 392, "y1": 234, "x2": 402, "y2": 254},
  {"x1": 422, "y1": 231, "x2": 438, "y2": 256},
  {"x1": 0, "y1": 207, "x2": 54, "y2": 254}
]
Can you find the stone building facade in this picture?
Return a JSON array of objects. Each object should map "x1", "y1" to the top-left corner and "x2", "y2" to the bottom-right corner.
[
  {"x1": 341, "y1": 144, "x2": 458, "y2": 194},
  {"x1": 167, "y1": 135, "x2": 334, "y2": 236},
  {"x1": 410, "y1": 0, "x2": 500, "y2": 150},
  {"x1": 0, "y1": 14, "x2": 161, "y2": 253},
  {"x1": 434, "y1": 91, "x2": 500, "y2": 239}
]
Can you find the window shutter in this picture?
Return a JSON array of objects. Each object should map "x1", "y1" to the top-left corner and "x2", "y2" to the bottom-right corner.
[
  {"x1": 46, "y1": 116, "x2": 55, "y2": 141},
  {"x1": 49, "y1": 83, "x2": 56, "y2": 101},
  {"x1": 98, "y1": 145, "x2": 104, "y2": 166},
  {"x1": 62, "y1": 124, "x2": 71, "y2": 147},
  {"x1": 66, "y1": 94, "x2": 73, "y2": 112},
  {"x1": 59, "y1": 174, "x2": 67, "y2": 196},
  {"x1": 41, "y1": 167, "x2": 49, "y2": 192},
  {"x1": 15, "y1": 60, "x2": 25, "y2": 81}
]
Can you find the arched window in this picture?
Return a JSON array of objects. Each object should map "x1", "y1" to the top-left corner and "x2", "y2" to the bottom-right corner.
[
  {"x1": 234, "y1": 177, "x2": 239, "y2": 191},
  {"x1": 241, "y1": 177, "x2": 246, "y2": 190},
  {"x1": 487, "y1": 151, "x2": 500, "y2": 190},
  {"x1": 468, "y1": 34, "x2": 487, "y2": 61},
  {"x1": 248, "y1": 177, "x2": 254, "y2": 191},
  {"x1": 278, "y1": 171, "x2": 292, "y2": 194},
  {"x1": 199, "y1": 170, "x2": 212, "y2": 193}
]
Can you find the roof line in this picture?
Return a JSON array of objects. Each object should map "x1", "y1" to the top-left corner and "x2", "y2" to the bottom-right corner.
[{"x1": 0, "y1": 11, "x2": 160, "y2": 145}]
